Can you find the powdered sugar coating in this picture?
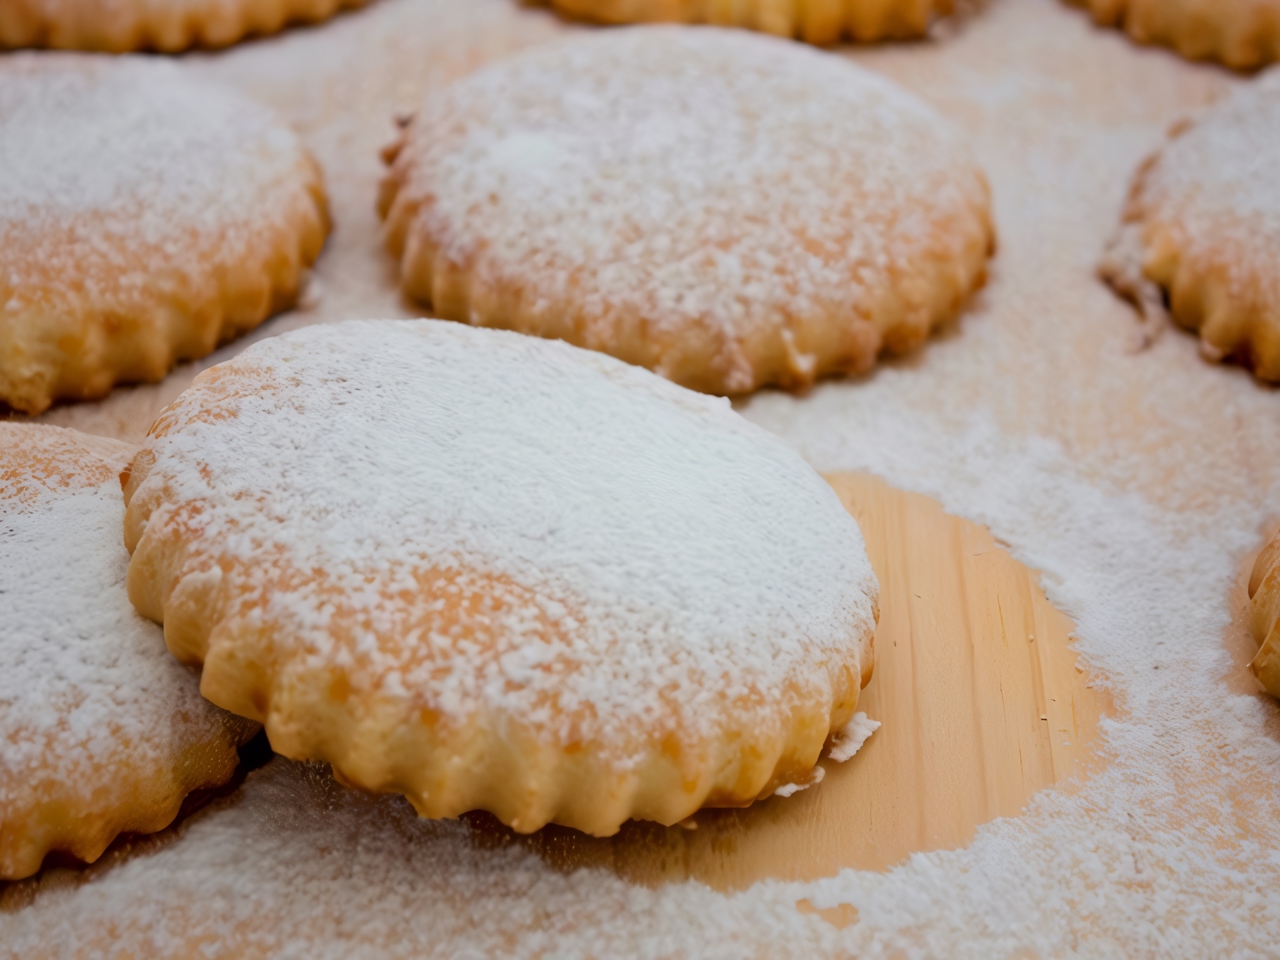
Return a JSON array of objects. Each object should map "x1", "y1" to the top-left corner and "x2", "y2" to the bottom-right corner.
[
  {"x1": 1103, "y1": 70, "x2": 1280, "y2": 378},
  {"x1": 1129, "y1": 70, "x2": 1280, "y2": 282},
  {"x1": 0, "y1": 54, "x2": 311, "y2": 264},
  {"x1": 0, "y1": 53, "x2": 328, "y2": 413},
  {"x1": 381, "y1": 26, "x2": 992, "y2": 394},
  {"x1": 0, "y1": 423, "x2": 252, "y2": 879},
  {"x1": 127, "y1": 320, "x2": 877, "y2": 770}
]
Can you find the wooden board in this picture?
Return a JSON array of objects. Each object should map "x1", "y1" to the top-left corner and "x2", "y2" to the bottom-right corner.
[{"x1": 462, "y1": 472, "x2": 1109, "y2": 891}]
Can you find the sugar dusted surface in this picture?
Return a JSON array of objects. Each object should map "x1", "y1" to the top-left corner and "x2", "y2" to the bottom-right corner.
[
  {"x1": 1126, "y1": 68, "x2": 1280, "y2": 304},
  {"x1": 385, "y1": 25, "x2": 987, "y2": 391},
  {"x1": 137, "y1": 319, "x2": 876, "y2": 759},
  {"x1": 10, "y1": 0, "x2": 1280, "y2": 955},
  {"x1": 0, "y1": 425, "x2": 239, "y2": 857},
  {"x1": 0, "y1": 53, "x2": 313, "y2": 314}
]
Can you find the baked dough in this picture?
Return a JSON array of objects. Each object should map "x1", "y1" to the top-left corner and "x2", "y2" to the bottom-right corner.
[
  {"x1": 122, "y1": 319, "x2": 879, "y2": 837},
  {"x1": 0, "y1": 0, "x2": 368, "y2": 52},
  {"x1": 379, "y1": 27, "x2": 994, "y2": 396},
  {"x1": 0, "y1": 54, "x2": 329, "y2": 415},
  {"x1": 1069, "y1": 0, "x2": 1280, "y2": 70},
  {"x1": 1250, "y1": 526, "x2": 1280, "y2": 698},
  {"x1": 0, "y1": 423, "x2": 256, "y2": 881},
  {"x1": 529, "y1": 0, "x2": 953, "y2": 43},
  {"x1": 1101, "y1": 72, "x2": 1280, "y2": 381}
]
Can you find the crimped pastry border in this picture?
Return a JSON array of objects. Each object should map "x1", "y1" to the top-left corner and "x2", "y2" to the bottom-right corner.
[
  {"x1": 535, "y1": 0, "x2": 954, "y2": 44},
  {"x1": 377, "y1": 120, "x2": 994, "y2": 398},
  {"x1": 121, "y1": 416, "x2": 874, "y2": 837},
  {"x1": 1099, "y1": 118, "x2": 1280, "y2": 382},
  {"x1": 0, "y1": 155, "x2": 329, "y2": 415},
  {"x1": 0, "y1": 0, "x2": 370, "y2": 53},
  {"x1": 1069, "y1": 0, "x2": 1280, "y2": 70}
]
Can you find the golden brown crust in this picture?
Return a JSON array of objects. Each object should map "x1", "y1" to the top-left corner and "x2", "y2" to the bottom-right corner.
[
  {"x1": 1249, "y1": 527, "x2": 1280, "y2": 698},
  {"x1": 0, "y1": 423, "x2": 257, "y2": 880},
  {"x1": 0, "y1": 0, "x2": 369, "y2": 52},
  {"x1": 121, "y1": 320, "x2": 879, "y2": 837},
  {"x1": 1070, "y1": 0, "x2": 1280, "y2": 70},
  {"x1": 0, "y1": 57, "x2": 332, "y2": 415},
  {"x1": 379, "y1": 28, "x2": 994, "y2": 397},
  {"x1": 1099, "y1": 79, "x2": 1280, "y2": 382},
  {"x1": 535, "y1": 0, "x2": 954, "y2": 43},
  {"x1": 0, "y1": 168, "x2": 329, "y2": 415}
]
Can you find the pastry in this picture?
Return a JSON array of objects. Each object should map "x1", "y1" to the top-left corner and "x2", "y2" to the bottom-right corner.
[
  {"x1": 122, "y1": 319, "x2": 879, "y2": 837},
  {"x1": 1069, "y1": 0, "x2": 1280, "y2": 70},
  {"x1": 1250, "y1": 526, "x2": 1280, "y2": 697},
  {"x1": 379, "y1": 26, "x2": 994, "y2": 396},
  {"x1": 529, "y1": 0, "x2": 953, "y2": 43},
  {"x1": 1101, "y1": 73, "x2": 1280, "y2": 381},
  {"x1": 0, "y1": 423, "x2": 256, "y2": 881},
  {"x1": 0, "y1": 0, "x2": 368, "y2": 52},
  {"x1": 0, "y1": 54, "x2": 329, "y2": 415}
]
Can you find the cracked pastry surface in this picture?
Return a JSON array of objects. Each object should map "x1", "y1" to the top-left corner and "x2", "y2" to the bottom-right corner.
[
  {"x1": 1101, "y1": 72, "x2": 1280, "y2": 381},
  {"x1": 0, "y1": 54, "x2": 329, "y2": 415},
  {"x1": 0, "y1": 0, "x2": 369, "y2": 52},
  {"x1": 379, "y1": 26, "x2": 994, "y2": 397},
  {"x1": 527, "y1": 0, "x2": 954, "y2": 43},
  {"x1": 0, "y1": 422, "x2": 256, "y2": 881},
  {"x1": 122, "y1": 319, "x2": 879, "y2": 837},
  {"x1": 1069, "y1": 0, "x2": 1280, "y2": 69}
]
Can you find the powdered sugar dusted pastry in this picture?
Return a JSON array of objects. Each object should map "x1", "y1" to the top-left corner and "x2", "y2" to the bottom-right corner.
[
  {"x1": 0, "y1": 0, "x2": 368, "y2": 52},
  {"x1": 123, "y1": 319, "x2": 879, "y2": 837},
  {"x1": 1101, "y1": 73, "x2": 1280, "y2": 381},
  {"x1": 1069, "y1": 0, "x2": 1280, "y2": 69},
  {"x1": 379, "y1": 27, "x2": 994, "y2": 396},
  {"x1": 1249, "y1": 526, "x2": 1280, "y2": 698},
  {"x1": 0, "y1": 423, "x2": 256, "y2": 881},
  {"x1": 0, "y1": 55, "x2": 329, "y2": 415},
  {"x1": 531, "y1": 0, "x2": 952, "y2": 43}
]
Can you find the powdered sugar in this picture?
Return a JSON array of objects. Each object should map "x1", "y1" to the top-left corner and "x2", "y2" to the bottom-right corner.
[
  {"x1": 9, "y1": 0, "x2": 1280, "y2": 954},
  {"x1": 1117, "y1": 68, "x2": 1280, "y2": 304},
  {"x1": 827, "y1": 712, "x2": 881, "y2": 764},
  {"x1": 382, "y1": 25, "x2": 990, "y2": 392},
  {"x1": 0, "y1": 53, "x2": 307, "y2": 247},
  {"x1": 131, "y1": 319, "x2": 877, "y2": 764},
  {"x1": 0, "y1": 423, "x2": 247, "y2": 876}
]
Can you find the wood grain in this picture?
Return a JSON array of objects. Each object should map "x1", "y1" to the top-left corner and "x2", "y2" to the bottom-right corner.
[{"x1": 464, "y1": 471, "x2": 1110, "y2": 891}]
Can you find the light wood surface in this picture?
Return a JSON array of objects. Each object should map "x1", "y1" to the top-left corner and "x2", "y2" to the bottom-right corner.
[
  {"x1": 5, "y1": 0, "x2": 1268, "y2": 948},
  {"x1": 464, "y1": 472, "x2": 1109, "y2": 891}
]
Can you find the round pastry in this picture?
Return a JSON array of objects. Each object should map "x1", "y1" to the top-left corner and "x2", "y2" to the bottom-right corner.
[
  {"x1": 0, "y1": 423, "x2": 256, "y2": 881},
  {"x1": 0, "y1": 54, "x2": 329, "y2": 415},
  {"x1": 529, "y1": 0, "x2": 952, "y2": 43},
  {"x1": 379, "y1": 27, "x2": 994, "y2": 396},
  {"x1": 1069, "y1": 0, "x2": 1280, "y2": 70},
  {"x1": 1249, "y1": 526, "x2": 1280, "y2": 698},
  {"x1": 1100, "y1": 73, "x2": 1280, "y2": 381},
  {"x1": 0, "y1": 0, "x2": 368, "y2": 52},
  {"x1": 123, "y1": 319, "x2": 879, "y2": 837}
]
